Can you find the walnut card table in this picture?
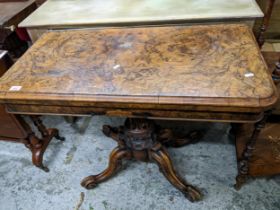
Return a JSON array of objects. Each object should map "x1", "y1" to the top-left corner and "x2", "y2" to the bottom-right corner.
[{"x1": 0, "y1": 24, "x2": 277, "y2": 202}]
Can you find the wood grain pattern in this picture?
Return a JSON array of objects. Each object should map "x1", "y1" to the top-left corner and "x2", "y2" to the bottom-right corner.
[{"x1": 0, "y1": 24, "x2": 277, "y2": 113}]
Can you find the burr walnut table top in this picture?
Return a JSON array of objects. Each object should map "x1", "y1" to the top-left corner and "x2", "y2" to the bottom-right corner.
[{"x1": 0, "y1": 24, "x2": 277, "y2": 117}]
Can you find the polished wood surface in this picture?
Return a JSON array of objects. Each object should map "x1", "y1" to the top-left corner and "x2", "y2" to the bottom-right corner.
[
  {"x1": 0, "y1": 0, "x2": 36, "y2": 28},
  {"x1": 0, "y1": 24, "x2": 277, "y2": 114}
]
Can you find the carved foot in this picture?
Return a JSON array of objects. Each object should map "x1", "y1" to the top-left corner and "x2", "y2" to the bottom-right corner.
[
  {"x1": 54, "y1": 129, "x2": 65, "y2": 141},
  {"x1": 81, "y1": 147, "x2": 130, "y2": 189},
  {"x1": 150, "y1": 144, "x2": 202, "y2": 202},
  {"x1": 158, "y1": 129, "x2": 203, "y2": 148},
  {"x1": 234, "y1": 174, "x2": 247, "y2": 190},
  {"x1": 29, "y1": 128, "x2": 58, "y2": 172},
  {"x1": 31, "y1": 147, "x2": 49, "y2": 172},
  {"x1": 81, "y1": 175, "x2": 98, "y2": 189}
]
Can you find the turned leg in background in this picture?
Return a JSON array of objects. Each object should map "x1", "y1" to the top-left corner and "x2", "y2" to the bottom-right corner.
[
  {"x1": 256, "y1": 0, "x2": 275, "y2": 47},
  {"x1": 234, "y1": 112, "x2": 270, "y2": 190}
]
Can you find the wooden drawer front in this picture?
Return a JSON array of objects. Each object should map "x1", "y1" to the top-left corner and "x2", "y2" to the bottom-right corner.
[
  {"x1": 236, "y1": 123, "x2": 280, "y2": 176},
  {"x1": 0, "y1": 105, "x2": 27, "y2": 139}
]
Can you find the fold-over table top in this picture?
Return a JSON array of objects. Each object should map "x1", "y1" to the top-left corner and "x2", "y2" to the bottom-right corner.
[
  {"x1": 19, "y1": 0, "x2": 263, "y2": 28},
  {"x1": 0, "y1": 24, "x2": 277, "y2": 110}
]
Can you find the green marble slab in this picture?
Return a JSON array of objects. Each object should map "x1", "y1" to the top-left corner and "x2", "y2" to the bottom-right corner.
[{"x1": 20, "y1": 0, "x2": 263, "y2": 28}]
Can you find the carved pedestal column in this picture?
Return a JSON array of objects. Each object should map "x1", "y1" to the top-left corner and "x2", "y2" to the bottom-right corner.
[{"x1": 81, "y1": 118, "x2": 203, "y2": 202}]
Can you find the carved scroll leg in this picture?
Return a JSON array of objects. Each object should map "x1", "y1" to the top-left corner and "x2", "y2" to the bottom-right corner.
[
  {"x1": 29, "y1": 128, "x2": 60, "y2": 172},
  {"x1": 81, "y1": 147, "x2": 130, "y2": 189},
  {"x1": 15, "y1": 116, "x2": 56, "y2": 172},
  {"x1": 234, "y1": 174, "x2": 248, "y2": 191},
  {"x1": 28, "y1": 134, "x2": 50, "y2": 172},
  {"x1": 150, "y1": 144, "x2": 202, "y2": 202},
  {"x1": 27, "y1": 116, "x2": 65, "y2": 171},
  {"x1": 32, "y1": 149, "x2": 48, "y2": 172},
  {"x1": 234, "y1": 112, "x2": 270, "y2": 190}
]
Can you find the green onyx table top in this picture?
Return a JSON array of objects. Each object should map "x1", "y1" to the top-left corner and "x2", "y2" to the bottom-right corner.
[{"x1": 19, "y1": 0, "x2": 263, "y2": 28}]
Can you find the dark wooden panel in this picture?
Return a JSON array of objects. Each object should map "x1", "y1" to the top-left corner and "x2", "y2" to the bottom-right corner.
[
  {"x1": 0, "y1": 105, "x2": 27, "y2": 139},
  {"x1": 0, "y1": 50, "x2": 27, "y2": 139}
]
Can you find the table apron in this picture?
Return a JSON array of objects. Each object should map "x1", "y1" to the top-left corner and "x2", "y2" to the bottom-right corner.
[{"x1": 5, "y1": 104, "x2": 264, "y2": 123}]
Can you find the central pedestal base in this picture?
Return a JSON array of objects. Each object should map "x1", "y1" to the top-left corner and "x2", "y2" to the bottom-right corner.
[{"x1": 81, "y1": 118, "x2": 203, "y2": 202}]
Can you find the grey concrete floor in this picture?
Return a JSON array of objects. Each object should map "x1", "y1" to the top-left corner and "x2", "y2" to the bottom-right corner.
[{"x1": 0, "y1": 116, "x2": 279, "y2": 210}]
